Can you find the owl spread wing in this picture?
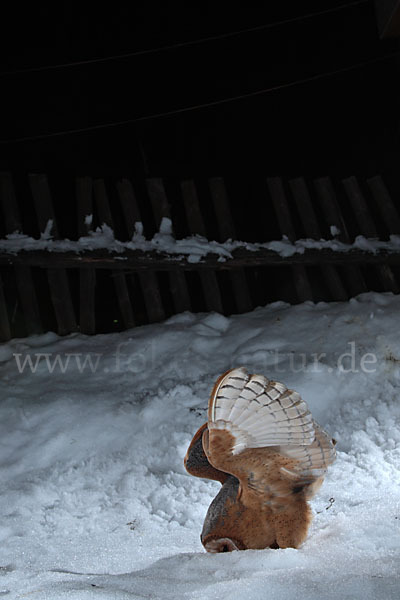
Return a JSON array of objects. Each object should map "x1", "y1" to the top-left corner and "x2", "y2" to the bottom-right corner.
[{"x1": 204, "y1": 367, "x2": 336, "y2": 497}]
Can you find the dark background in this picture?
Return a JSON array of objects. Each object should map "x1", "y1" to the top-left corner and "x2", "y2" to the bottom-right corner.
[
  {"x1": 1, "y1": 0, "x2": 400, "y2": 180},
  {"x1": 1, "y1": 1, "x2": 400, "y2": 338}
]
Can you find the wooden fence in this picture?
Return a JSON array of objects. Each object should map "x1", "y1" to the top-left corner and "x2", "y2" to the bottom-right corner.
[{"x1": 0, "y1": 171, "x2": 400, "y2": 341}]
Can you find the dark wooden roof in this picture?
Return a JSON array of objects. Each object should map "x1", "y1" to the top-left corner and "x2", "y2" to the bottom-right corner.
[{"x1": 375, "y1": 0, "x2": 400, "y2": 37}]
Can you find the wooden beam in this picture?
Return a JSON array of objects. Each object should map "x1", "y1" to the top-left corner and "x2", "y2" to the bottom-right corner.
[
  {"x1": 112, "y1": 272, "x2": 135, "y2": 329},
  {"x1": 29, "y1": 174, "x2": 77, "y2": 334},
  {"x1": 267, "y1": 177, "x2": 313, "y2": 302},
  {"x1": 2, "y1": 247, "x2": 400, "y2": 270},
  {"x1": 0, "y1": 172, "x2": 43, "y2": 335},
  {"x1": 209, "y1": 177, "x2": 252, "y2": 313},
  {"x1": 289, "y1": 177, "x2": 347, "y2": 301},
  {"x1": 116, "y1": 178, "x2": 142, "y2": 232},
  {"x1": 314, "y1": 176, "x2": 367, "y2": 296},
  {"x1": 342, "y1": 177, "x2": 376, "y2": 237},
  {"x1": 181, "y1": 179, "x2": 224, "y2": 313},
  {"x1": 0, "y1": 172, "x2": 22, "y2": 234},
  {"x1": 76, "y1": 177, "x2": 93, "y2": 237},
  {"x1": 29, "y1": 173, "x2": 60, "y2": 237},
  {"x1": 343, "y1": 176, "x2": 399, "y2": 293},
  {"x1": 209, "y1": 177, "x2": 237, "y2": 243},
  {"x1": 314, "y1": 177, "x2": 350, "y2": 243},
  {"x1": 367, "y1": 175, "x2": 400, "y2": 235},
  {"x1": 47, "y1": 268, "x2": 77, "y2": 335},
  {"x1": 146, "y1": 178, "x2": 191, "y2": 314},
  {"x1": 116, "y1": 178, "x2": 166, "y2": 323},
  {"x1": 0, "y1": 273, "x2": 11, "y2": 342},
  {"x1": 94, "y1": 178, "x2": 135, "y2": 329},
  {"x1": 14, "y1": 265, "x2": 43, "y2": 335},
  {"x1": 79, "y1": 268, "x2": 96, "y2": 335},
  {"x1": 374, "y1": 0, "x2": 400, "y2": 38},
  {"x1": 76, "y1": 176, "x2": 96, "y2": 334}
]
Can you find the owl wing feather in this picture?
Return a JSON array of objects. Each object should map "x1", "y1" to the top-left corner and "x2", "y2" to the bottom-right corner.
[{"x1": 205, "y1": 367, "x2": 336, "y2": 493}]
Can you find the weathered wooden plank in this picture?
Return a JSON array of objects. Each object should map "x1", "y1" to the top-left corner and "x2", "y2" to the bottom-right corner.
[
  {"x1": 138, "y1": 271, "x2": 165, "y2": 322},
  {"x1": 47, "y1": 268, "x2": 77, "y2": 335},
  {"x1": 0, "y1": 173, "x2": 42, "y2": 335},
  {"x1": 168, "y1": 270, "x2": 192, "y2": 313},
  {"x1": 343, "y1": 176, "x2": 399, "y2": 293},
  {"x1": 289, "y1": 177, "x2": 347, "y2": 301},
  {"x1": 76, "y1": 177, "x2": 96, "y2": 334},
  {"x1": 94, "y1": 178, "x2": 135, "y2": 328},
  {"x1": 267, "y1": 177, "x2": 313, "y2": 302},
  {"x1": 146, "y1": 177, "x2": 191, "y2": 313},
  {"x1": 198, "y1": 271, "x2": 224, "y2": 313},
  {"x1": 289, "y1": 177, "x2": 320, "y2": 240},
  {"x1": 181, "y1": 179, "x2": 224, "y2": 313},
  {"x1": 139, "y1": 273, "x2": 165, "y2": 322},
  {"x1": 227, "y1": 265, "x2": 251, "y2": 313},
  {"x1": 374, "y1": 0, "x2": 400, "y2": 38},
  {"x1": 117, "y1": 178, "x2": 165, "y2": 323},
  {"x1": 267, "y1": 177, "x2": 297, "y2": 242},
  {"x1": 29, "y1": 173, "x2": 60, "y2": 237},
  {"x1": 14, "y1": 265, "x2": 43, "y2": 334},
  {"x1": 314, "y1": 177, "x2": 350, "y2": 242},
  {"x1": 76, "y1": 176, "x2": 93, "y2": 237},
  {"x1": 181, "y1": 179, "x2": 207, "y2": 237},
  {"x1": 0, "y1": 172, "x2": 21, "y2": 234},
  {"x1": 342, "y1": 177, "x2": 377, "y2": 238},
  {"x1": 314, "y1": 176, "x2": 367, "y2": 296},
  {"x1": 367, "y1": 175, "x2": 400, "y2": 235},
  {"x1": 79, "y1": 268, "x2": 96, "y2": 335},
  {"x1": 208, "y1": 177, "x2": 252, "y2": 313},
  {"x1": 29, "y1": 173, "x2": 77, "y2": 334},
  {"x1": 290, "y1": 267, "x2": 314, "y2": 302},
  {"x1": 146, "y1": 178, "x2": 171, "y2": 230},
  {"x1": 376, "y1": 264, "x2": 399, "y2": 293},
  {"x1": 112, "y1": 272, "x2": 135, "y2": 329},
  {"x1": 116, "y1": 178, "x2": 142, "y2": 234},
  {"x1": 208, "y1": 177, "x2": 237, "y2": 243},
  {"x1": 0, "y1": 273, "x2": 11, "y2": 341},
  {"x1": 93, "y1": 179, "x2": 114, "y2": 228},
  {"x1": 320, "y1": 264, "x2": 348, "y2": 301}
]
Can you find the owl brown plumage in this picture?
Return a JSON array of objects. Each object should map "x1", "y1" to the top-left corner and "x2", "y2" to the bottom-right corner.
[{"x1": 184, "y1": 367, "x2": 336, "y2": 553}]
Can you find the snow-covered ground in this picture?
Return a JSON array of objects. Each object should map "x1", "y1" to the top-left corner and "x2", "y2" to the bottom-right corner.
[{"x1": 0, "y1": 292, "x2": 399, "y2": 599}]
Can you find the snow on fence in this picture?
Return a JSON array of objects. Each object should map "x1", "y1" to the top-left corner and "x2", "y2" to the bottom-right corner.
[{"x1": 0, "y1": 171, "x2": 400, "y2": 341}]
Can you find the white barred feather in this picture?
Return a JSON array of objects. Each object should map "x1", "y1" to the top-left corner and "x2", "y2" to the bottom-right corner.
[
  {"x1": 280, "y1": 422, "x2": 336, "y2": 476},
  {"x1": 208, "y1": 368, "x2": 335, "y2": 470}
]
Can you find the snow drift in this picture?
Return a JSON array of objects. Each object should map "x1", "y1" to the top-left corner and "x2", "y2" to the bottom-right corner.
[{"x1": 0, "y1": 292, "x2": 399, "y2": 598}]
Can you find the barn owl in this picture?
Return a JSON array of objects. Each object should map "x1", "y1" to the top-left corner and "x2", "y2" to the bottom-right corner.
[{"x1": 184, "y1": 367, "x2": 336, "y2": 552}]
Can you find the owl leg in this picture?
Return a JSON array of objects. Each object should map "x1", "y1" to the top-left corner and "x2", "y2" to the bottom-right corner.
[
  {"x1": 271, "y1": 497, "x2": 312, "y2": 549},
  {"x1": 184, "y1": 423, "x2": 228, "y2": 483}
]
